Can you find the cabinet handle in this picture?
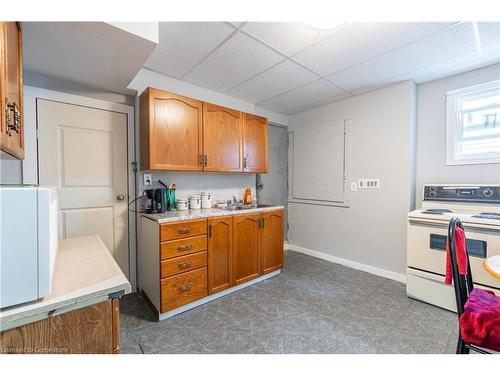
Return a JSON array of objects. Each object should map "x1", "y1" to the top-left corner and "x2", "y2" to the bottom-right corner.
[
  {"x1": 177, "y1": 227, "x2": 192, "y2": 234},
  {"x1": 199, "y1": 154, "x2": 204, "y2": 166},
  {"x1": 208, "y1": 224, "x2": 213, "y2": 239},
  {"x1": 204, "y1": 155, "x2": 208, "y2": 167},
  {"x1": 243, "y1": 157, "x2": 247, "y2": 169},
  {"x1": 178, "y1": 261, "x2": 192, "y2": 269},
  {"x1": 178, "y1": 283, "x2": 193, "y2": 293},
  {"x1": 5, "y1": 99, "x2": 21, "y2": 136},
  {"x1": 261, "y1": 218, "x2": 265, "y2": 229},
  {"x1": 177, "y1": 243, "x2": 193, "y2": 251}
]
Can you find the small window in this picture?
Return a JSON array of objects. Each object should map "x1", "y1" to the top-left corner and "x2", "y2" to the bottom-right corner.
[{"x1": 446, "y1": 80, "x2": 500, "y2": 165}]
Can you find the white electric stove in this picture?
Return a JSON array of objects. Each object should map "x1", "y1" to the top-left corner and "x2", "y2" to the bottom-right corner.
[{"x1": 407, "y1": 184, "x2": 500, "y2": 311}]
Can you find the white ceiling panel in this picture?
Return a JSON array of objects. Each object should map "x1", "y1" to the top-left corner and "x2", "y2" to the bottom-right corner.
[
  {"x1": 184, "y1": 32, "x2": 284, "y2": 92},
  {"x1": 242, "y1": 22, "x2": 332, "y2": 56},
  {"x1": 228, "y1": 60, "x2": 318, "y2": 103},
  {"x1": 327, "y1": 22, "x2": 477, "y2": 92},
  {"x1": 477, "y1": 22, "x2": 500, "y2": 49},
  {"x1": 144, "y1": 22, "x2": 235, "y2": 78},
  {"x1": 257, "y1": 79, "x2": 348, "y2": 114},
  {"x1": 409, "y1": 43, "x2": 500, "y2": 84},
  {"x1": 293, "y1": 22, "x2": 456, "y2": 76}
]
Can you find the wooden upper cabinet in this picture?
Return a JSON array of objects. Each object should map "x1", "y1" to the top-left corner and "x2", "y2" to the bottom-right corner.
[
  {"x1": 232, "y1": 213, "x2": 261, "y2": 285},
  {"x1": 202, "y1": 103, "x2": 243, "y2": 172},
  {"x1": 140, "y1": 88, "x2": 203, "y2": 171},
  {"x1": 139, "y1": 87, "x2": 268, "y2": 173},
  {"x1": 207, "y1": 216, "x2": 233, "y2": 294},
  {"x1": 0, "y1": 22, "x2": 24, "y2": 159},
  {"x1": 261, "y1": 210, "x2": 284, "y2": 274},
  {"x1": 243, "y1": 113, "x2": 268, "y2": 173}
]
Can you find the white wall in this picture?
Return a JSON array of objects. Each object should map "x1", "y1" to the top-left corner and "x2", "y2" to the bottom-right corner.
[
  {"x1": 415, "y1": 63, "x2": 500, "y2": 205},
  {"x1": 287, "y1": 81, "x2": 417, "y2": 280},
  {"x1": 128, "y1": 68, "x2": 288, "y2": 203}
]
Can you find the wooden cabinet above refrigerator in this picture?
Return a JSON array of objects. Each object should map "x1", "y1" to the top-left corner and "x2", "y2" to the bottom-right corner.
[{"x1": 0, "y1": 22, "x2": 24, "y2": 159}]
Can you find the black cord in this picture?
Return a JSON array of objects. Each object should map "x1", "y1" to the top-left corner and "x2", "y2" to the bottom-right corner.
[{"x1": 128, "y1": 193, "x2": 146, "y2": 213}]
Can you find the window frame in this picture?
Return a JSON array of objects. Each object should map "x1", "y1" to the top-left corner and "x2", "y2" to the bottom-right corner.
[{"x1": 446, "y1": 79, "x2": 500, "y2": 166}]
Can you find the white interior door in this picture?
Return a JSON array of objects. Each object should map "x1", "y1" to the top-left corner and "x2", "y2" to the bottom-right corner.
[{"x1": 37, "y1": 99, "x2": 129, "y2": 278}]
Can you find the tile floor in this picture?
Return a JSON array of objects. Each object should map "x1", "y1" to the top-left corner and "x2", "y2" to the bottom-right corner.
[{"x1": 120, "y1": 250, "x2": 459, "y2": 354}]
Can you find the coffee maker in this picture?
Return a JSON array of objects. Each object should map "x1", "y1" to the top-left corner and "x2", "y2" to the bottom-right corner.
[{"x1": 145, "y1": 188, "x2": 167, "y2": 214}]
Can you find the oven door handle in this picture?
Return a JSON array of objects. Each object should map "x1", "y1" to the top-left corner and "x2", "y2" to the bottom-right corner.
[{"x1": 409, "y1": 219, "x2": 500, "y2": 234}]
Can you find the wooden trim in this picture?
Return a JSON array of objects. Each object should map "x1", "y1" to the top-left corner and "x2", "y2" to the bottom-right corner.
[{"x1": 111, "y1": 299, "x2": 120, "y2": 354}]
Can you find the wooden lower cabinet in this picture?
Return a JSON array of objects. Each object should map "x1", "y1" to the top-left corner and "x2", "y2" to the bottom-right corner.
[
  {"x1": 208, "y1": 216, "x2": 233, "y2": 294},
  {"x1": 0, "y1": 299, "x2": 120, "y2": 354},
  {"x1": 261, "y1": 210, "x2": 284, "y2": 274},
  {"x1": 142, "y1": 209, "x2": 284, "y2": 316},
  {"x1": 161, "y1": 267, "x2": 208, "y2": 312},
  {"x1": 232, "y1": 213, "x2": 261, "y2": 285}
]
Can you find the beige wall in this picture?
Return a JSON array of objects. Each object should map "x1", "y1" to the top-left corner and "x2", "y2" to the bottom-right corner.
[
  {"x1": 415, "y1": 63, "x2": 500, "y2": 205},
  {"x1": 287, "y1": 81, "x2": 417, "y2": 279}
]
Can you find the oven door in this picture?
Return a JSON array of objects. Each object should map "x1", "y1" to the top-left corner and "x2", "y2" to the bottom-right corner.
[{"x1": 407, "y1": 218, "x2": 500, "y2": 290}]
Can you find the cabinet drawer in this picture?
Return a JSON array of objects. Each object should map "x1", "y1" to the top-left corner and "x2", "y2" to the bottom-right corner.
[
  {"x1": 161, "y1": 267, "x2": 207, "y2": 312},
  {"x1": 161, "y1": 251, "x2": 207, "y2": 278},
  {"x1": 160, "y1": 219, "x2": 207, "y2": 241},
  {"x1": 160, "y1": 235, "x2": 207, "y2": 260}
]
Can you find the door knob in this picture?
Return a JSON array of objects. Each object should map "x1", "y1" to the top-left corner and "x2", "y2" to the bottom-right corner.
[{"x1": 117, "y1": 194, "x2": 125, "y2": 201}]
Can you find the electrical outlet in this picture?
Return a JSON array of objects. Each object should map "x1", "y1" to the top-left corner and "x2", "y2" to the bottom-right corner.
[
  {"x1": 143, "y1": 174, "x2": 152, "y2": 187},
  {"x1": 350, "y1": 182, "x2": 357, "y2": 192},
  {"x1": 358, "y1": 178, "x2": 380, "y2": 189}
]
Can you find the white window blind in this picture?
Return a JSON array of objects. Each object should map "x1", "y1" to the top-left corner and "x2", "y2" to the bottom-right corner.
[{"x1": 447, "y1": 80, "x2": 500, "y2": 165}]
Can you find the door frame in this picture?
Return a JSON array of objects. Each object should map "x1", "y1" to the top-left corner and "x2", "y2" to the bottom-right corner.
[{"x1": 23, "y1": 86, "x2": 137, "y2": 290}]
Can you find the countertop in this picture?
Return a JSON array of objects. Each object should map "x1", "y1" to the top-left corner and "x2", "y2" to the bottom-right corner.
[
  {"x1": 141, "y1": 205, "x2": 285, "y2": 224},
  {"x1": 0, "y1": 235, "x2": 131, "y2": 332}
]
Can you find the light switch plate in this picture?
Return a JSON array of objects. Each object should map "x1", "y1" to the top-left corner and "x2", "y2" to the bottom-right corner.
[
  {"x1": 143, "y1": 173, "x2": 152, "y2": 187},
  {"x1": 358, "y1": 178, "x2": 380, "y2": 189}
]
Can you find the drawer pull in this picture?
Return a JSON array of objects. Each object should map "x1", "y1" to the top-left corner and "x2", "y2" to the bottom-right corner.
[
  {"x1": 178, "y1": 283, "x2": 193, "y2": 293},
  {"x1": 178, "y1": 261, "x2": 192, "y2": 269},
  {"x1": 177, "y1": 243, "x2": 193, "y2": 251},
  {"x1": 178, "y1": 227, "x2": 192, "y2": 234}
]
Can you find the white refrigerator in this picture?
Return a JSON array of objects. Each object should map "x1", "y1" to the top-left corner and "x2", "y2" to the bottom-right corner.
[{"x1": 0, "y1": 185, "x2": 58, "y2": 309}]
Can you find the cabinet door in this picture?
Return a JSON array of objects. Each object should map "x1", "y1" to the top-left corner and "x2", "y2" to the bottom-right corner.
[
  {"x1": 203, "y1": 102, "x2": 243, "y2": 172},
  {"x1": 261, "y1": 210, "x2": 284, "y2": 274},
  {"x1": 207, "y1": 216, "x2": 233, "y2": 294},
  {"x1": 140, "y1": 88, "x2": 203, "y2": 171},
  {"x1": 0, "y1": 22, "x2": 24, "y2": 159},
  {"x1": 243, "y1": 113, "x2": 268, "y2": 173},
  {"x1": 232, "y1": 213, "x2": 261, "y2": 285}
]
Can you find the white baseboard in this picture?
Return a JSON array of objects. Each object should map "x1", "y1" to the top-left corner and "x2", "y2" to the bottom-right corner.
[{"x1": 285, "y1": 243, "x2": 406, "y2": 284}]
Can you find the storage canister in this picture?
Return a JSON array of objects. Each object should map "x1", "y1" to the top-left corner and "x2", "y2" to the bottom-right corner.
[
  {"x1": 201, "y1": 192, "x2": 212, "y2": 209},
  {"x1": 189, "y1": 195, "x2": 201, "y2": 209},
  {"x1": 176, "y1": 198, "x2": 189, "y2": 211}
]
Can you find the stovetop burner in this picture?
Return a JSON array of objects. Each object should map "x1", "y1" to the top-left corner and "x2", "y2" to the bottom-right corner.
[
  {"x1": 472, "y1": 212, "x2": 500, "y2": 220},
  {"x1": 422, "y1": 209, "x2": 453, "y2": 215}
]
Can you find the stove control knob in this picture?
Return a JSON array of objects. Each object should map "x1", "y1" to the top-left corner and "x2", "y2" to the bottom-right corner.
[
  {"x1": 483, "y1": 188, "x2": 493, "y2": 197},
  {"x1": 429, "y1": 190, "x2": 437, "y2": 198},
  {"x1": 429, "y1": 186, "x2": 437, "y2": 192}
]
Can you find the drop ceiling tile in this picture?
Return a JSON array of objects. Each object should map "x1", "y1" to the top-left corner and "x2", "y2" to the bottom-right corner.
[
  {"x1": 242, "y1": 22, "x2": 328, "y2": 56},
  {"x1": 144, "y1": 22, "x2": 235, "y2": 79},
  {"x1": 294, "y1": 22, "x2": 456, "y2": 76},
  {"x1": 409, "y1": 43, "x2": 500, "y2": 84},
  {"x1": 284, "y1": 92, "x2": 353, "y2": 115},
  {"x1": 183, "y1": 32, "x2": 284, "y2": 92},
  {"x1": 477, "y1": 22, "x2": 500, "y2": 49},
  {"x1": 228, "y1": 60, "x2": 318, "y2": 103},
  {"x1": 326, "y1": 22, "x2": 477, "y2": 92},
  {"x1": 257, "y1": 79, "x2": 347, "y2": 114}
]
